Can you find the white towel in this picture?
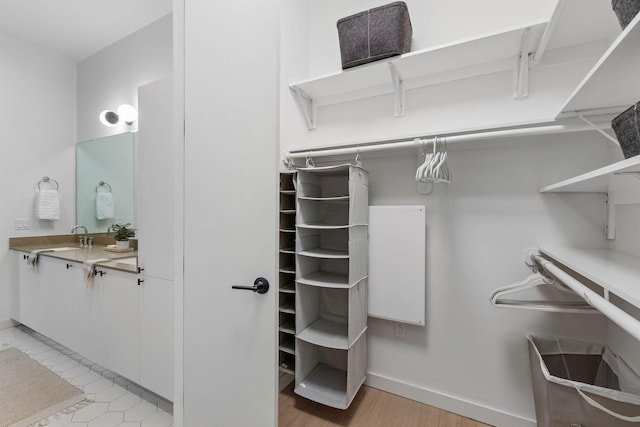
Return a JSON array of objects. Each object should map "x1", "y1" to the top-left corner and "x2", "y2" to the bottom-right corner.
[
  {"x1": 26, "y1": 249, "x2": 53, "y2": 270},
  {"x1": 35, "y1": 189, "x2": 60, "y2": 220},
  {"x1": 82, "y1": 258, "x2": 110, "y2": 286},
  {"x1": 96, "y1": 192, "x2": 114, "y2": 220}
]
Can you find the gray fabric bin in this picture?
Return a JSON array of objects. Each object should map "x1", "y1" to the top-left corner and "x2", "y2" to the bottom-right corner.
[
  {"x1": 611, "y1": 103, "x2": 640, "y2": 159},
  {"x1": 336, "y1": 1, "x2": 412, "y2": 70},
  {"x1": 528, "y1": 335, "x2": 640, "y2": 426},
  {"x1": 612, "y1": 0, "x2": 640, "y2": 29}
]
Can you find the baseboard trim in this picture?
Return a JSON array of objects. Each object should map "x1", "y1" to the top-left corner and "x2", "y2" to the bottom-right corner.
[
  {"x1": 0, "y1": 319, "x2": 18, "y2": 330},
  {"x1": 365, "y1": 372, "x2": 536, "y2": 427}
]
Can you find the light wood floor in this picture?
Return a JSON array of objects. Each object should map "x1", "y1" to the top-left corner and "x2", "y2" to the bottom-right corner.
[{"x1": 279, "y1": 385, "x2": 493, "y2": 427}]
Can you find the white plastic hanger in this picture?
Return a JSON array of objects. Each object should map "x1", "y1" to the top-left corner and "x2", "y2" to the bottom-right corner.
[{"x1": 490, "y1": 273, "x2": 598, "y2": 314}]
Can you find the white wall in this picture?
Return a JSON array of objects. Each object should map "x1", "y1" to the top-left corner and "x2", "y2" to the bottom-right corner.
[
  {"x1": 0, "y1": 32, "x2": 77, "y2": 326},
  {"x1": 77, "y1": 14, "x2": 173, "y2": 142},
  {"x1": 278, "y1": 1, "x2": 624, "y2": 425}
]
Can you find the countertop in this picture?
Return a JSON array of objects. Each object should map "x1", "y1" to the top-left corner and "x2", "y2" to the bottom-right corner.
[{"x1": 9, "y1": 235, "x2": 138, "y2": 273}]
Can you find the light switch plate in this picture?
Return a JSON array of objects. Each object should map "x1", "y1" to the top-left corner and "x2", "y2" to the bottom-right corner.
[{"x1": 14, "y1": 218, "x2": 31, "y2": 230}]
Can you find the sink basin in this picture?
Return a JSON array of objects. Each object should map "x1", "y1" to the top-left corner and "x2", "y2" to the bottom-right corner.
[
  {"x1": 49, "y1": 247, "x2": 80, "y2": 252},
  {"x1": 34, "y1": 247, "x2": 80, "y2": 252}
]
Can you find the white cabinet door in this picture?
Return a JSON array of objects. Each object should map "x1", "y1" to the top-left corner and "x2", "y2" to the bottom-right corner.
[
  {"x1": 38, "y1": 257, "x2": 75, "y2": 346},
  {"x1": 137, "y1": 78, "x2": 174, "y2": 282},
  {"x1": 14, "y1": 252, "x2": 45, "y2": 332},
  {"x1": 9, "y1": 251, "x2": 23, "y2": 323},
  {"x1": 73, "y1": 267, "x2": 107, "y2": 364},
  {"x1": 100, "y1": 268, "x2": 140, "y2": 383},
  {"x1": 140, "y1": 276, "x2": 173, "y2": 400}
]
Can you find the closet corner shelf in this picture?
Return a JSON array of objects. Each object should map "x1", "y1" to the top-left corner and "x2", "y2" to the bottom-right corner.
[
  {"x1": 290, "y1": 22, "x2": 547, "y2": 109},
  {"x1": 557, "y1": 13, "x2": 640, "y2": 116},
  {"x1": 538, "y1": 246, "x2": 640, "y2": 310},
  {"x1": 539, "y1": 155, "x2": 640, "y2": 193}
]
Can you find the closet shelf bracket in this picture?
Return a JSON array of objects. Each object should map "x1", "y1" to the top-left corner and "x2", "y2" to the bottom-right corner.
[
  {"x1": 605, "y1": 184, "x2": 640, "y2": 240},
  {"x1": 388, "y1": 62, "x2": 405, "y2": 117},
  {"x1": 291, "y1": 86, "x2": 316, "y2": 130},
  {"x1": 605, "y1": 192, "x2": 613, "y2": 240},
  {"x1": 514, "y1": 28, "x2": 531, "y2": 99}
]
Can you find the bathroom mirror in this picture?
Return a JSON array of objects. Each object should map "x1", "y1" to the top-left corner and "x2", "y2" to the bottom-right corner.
[{"x1": 76, "y1": 132, "x2": 136, "y2": 233}]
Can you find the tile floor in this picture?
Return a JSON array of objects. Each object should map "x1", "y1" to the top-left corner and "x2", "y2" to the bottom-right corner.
[{"x1": 0, "y1": 325, "x2": 173, "y2": 427}]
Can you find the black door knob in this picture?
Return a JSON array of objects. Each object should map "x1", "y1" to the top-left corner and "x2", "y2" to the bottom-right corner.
[{"x1": 232, "y1": 277, "x2": 269, "y2": 294}]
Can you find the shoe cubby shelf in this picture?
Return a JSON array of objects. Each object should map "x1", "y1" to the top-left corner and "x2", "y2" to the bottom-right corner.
[
  {"x1": 279, "y1": 172, "x2": 297, "y2": 385},
  {"x1": 294, "y1": 164, "x2": 369, "y2": 409}
]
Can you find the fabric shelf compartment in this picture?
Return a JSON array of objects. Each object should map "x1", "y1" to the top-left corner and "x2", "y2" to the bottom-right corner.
[
  {"x1": 296, "y1": 280, "x2": 367, "y2": 349},
  {"x1": 295, "y1": 334, "x2": 367, "y2": 410},
  {"x1": 296, "y1": 239, "x2": 368, "y2": 288}
]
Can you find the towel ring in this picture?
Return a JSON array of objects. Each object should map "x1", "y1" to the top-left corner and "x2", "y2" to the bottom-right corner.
[
  {"x1": 38, "y1": 176, "x2": 59, "y2": 190},
  {"x1": 95, "y1": 181, "x2": 112, "y2": 193}
]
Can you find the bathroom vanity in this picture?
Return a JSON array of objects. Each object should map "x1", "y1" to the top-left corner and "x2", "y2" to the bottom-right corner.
[{"x1": 9, "y1": 235, "x2": 173, "y2": 401}]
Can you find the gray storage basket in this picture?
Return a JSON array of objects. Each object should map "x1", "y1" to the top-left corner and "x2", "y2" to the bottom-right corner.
[
  {"x1": 336, "y1": 1, "x2": 412, "y2": 70},
  {"x1": 611, "y1": 103, "x2": 640, "y2": 159},
  {"x1": 612, "y1": 0, "x2": 640, "y2": 29},
  {"x1": 528, "y1": 335, "x2": 640, "y2": 427}
]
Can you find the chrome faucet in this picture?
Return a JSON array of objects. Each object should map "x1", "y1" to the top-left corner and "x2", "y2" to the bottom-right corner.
[{"x1": 70, "y1": 225, "x2": 89, "y2": 247}]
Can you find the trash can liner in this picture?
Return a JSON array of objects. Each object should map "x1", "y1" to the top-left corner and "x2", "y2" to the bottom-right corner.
[{"x1": 528, "y1": 335, "x2": 640, "y2": 425}]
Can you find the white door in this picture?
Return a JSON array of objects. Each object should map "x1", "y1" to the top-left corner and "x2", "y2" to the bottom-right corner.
[{"x1": 181, "y1": 1, "x2": 279, "y2": 426}]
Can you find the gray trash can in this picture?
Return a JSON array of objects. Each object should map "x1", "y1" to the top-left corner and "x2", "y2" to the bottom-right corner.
[{"x1": 528, "y1": 335, "x2": 640, "y2": 426}]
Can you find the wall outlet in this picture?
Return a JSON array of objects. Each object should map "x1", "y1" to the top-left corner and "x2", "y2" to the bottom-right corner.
[
  {"x1": 394, "y1": 322, "x2": 406, "y2": 339},
  {"x1": 14, "y1": 218, "x2": 31, "y2": 230}
]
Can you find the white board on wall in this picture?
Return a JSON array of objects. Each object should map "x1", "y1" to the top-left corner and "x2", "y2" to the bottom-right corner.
[{"x1": 368, "y1": 205, "x2": 426, "y2": 325}]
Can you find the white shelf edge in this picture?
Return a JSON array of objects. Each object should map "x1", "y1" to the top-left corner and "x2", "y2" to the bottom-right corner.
[
  {"x1": 539, "y1": 155, "x2": 640, "y2": 192},
  {"x1": 297, "y1": 248, "x2": 349, "y2": 259},
  {"x1": 558, "y1": 12, "x2": 640, "y2": 115},
  {"x1": 538, "y1": 246, "x2": 640, "y2": 310},
  {"x1": 298, "y1": 196, "x2": 349, "y2": 201},
  {"x1": 290, "y1": 20, "x2": 547, "y2": 89}
]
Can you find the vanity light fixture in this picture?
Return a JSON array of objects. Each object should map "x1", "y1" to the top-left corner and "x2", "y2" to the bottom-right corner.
[{"x1": 99, "y1": 104, "x2": 138, "y2": 127}]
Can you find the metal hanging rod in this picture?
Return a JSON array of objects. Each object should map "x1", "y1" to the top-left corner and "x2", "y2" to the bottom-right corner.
[
  {"x1": 284, "y1": 120, "x2": 613, "y2": 161},
  {"x1": 533, "y1": 253, "x2": 640, "y2": 342}
]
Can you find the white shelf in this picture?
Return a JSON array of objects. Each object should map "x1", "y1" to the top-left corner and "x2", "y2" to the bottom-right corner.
[
  {"x1": 298, "y1": 196, "x2": 349, "y2": 201},
  {"x1": 290, "y1": 22, "x2": 546, "y2": 108},
  {"x1": 279, "y1": 303, "x2": 295, "y2": 314},
  {"x1": 558, "y1": 13, "x2": 640, "y2": 115},
  {"x1": 279, "y1": 320, "x2": 295, "y2": 334},
  {"x1": 297, "y1": 223, "x2": 351, "y2": 230},
  {"x1": 539, "y1": 246, "x2": 640, "y2": 310},
  {"x1": 297, "y1": 319, "x2": 349, "y2": 349},
  {"x1": 279, "y1": 266, "x2": 295, "y2": 274},
  {"x1": 296, "y1": 272, "x2": 350, "y2": 288},
  {"x1": 539, "y1": 155, "x2": 640, "y2": 192},
  {"x1": 297, "y1": 248, "x2": 349, "y2": 259}
]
